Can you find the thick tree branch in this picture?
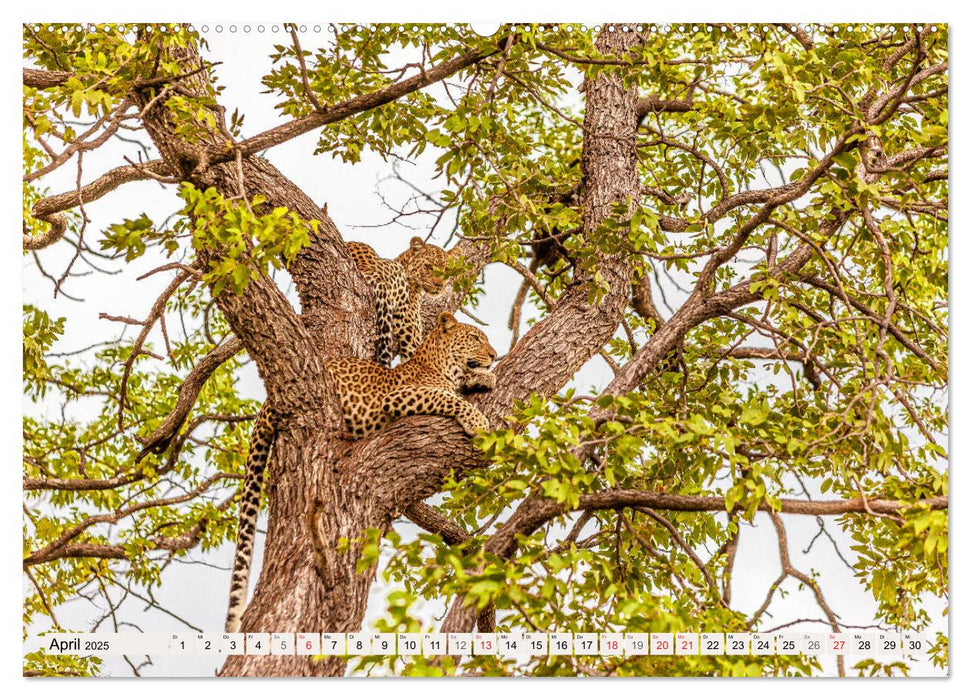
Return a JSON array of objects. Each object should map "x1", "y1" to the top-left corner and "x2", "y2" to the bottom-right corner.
[
  {"x1": 23, "y1": 67, "x2": 73, "y2": 89},
  {"x1": 775, "y1": 24, "x2": 814, "y2": 51},
  {"x1": 135, "y1": 336, "x2": 245, "y2": 459},
  {"x1": 237, "y1": 44, "x2": 502, "y2": 156},
  {"x1": 636, "y1": 94, "x2": 694, "y2": 118},
  {"x1": 204, "y1": 267, "x2": 331, "y2": 412},
  {"x1": 25, "y1": 160, "x2": 172, "y2": 251},
  {"x1": 869, "y1": 60, "x2": 947, "y2": 125},
  {"x1": 883, "y1": 25, "x2": 931, "y2": 73}
]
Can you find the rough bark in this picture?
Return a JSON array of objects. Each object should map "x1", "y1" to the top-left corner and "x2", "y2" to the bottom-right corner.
[
  {"x1": 23, "y1": 67, "x2": 71, "y2": 89},
  {"x1": 122, "y1": 38, "x2": 376, "y2": 676},
  {"x1": 439, "y1": 22, "x2": 646, "y2": 635},
  {"x1": 120, "y1": 34, "x2": 510, "y2": 678},
  {"x1": 23, "y1": 23, "x2": 949, "y2": 677}
]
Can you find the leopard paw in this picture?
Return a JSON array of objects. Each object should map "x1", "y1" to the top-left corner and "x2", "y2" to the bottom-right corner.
[{"x1": 458, "y1": 407, "x2": 490, "y2": 436}]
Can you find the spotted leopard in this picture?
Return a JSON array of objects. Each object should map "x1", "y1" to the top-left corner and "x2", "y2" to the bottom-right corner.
[
  {"x1": 224, "y1": 312, "x2": 496, "y2": 633},
  {"x1": 347, "y1": 236, "x2": 450, "y2": 367},
  {"x1": 327, "y1": 311, "x2": 497, "y2": 438}
]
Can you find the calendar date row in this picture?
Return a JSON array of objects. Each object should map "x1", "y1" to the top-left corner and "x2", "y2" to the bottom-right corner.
[{"x1": 33, "y1": 631, "x2": 929, "y2": 659}]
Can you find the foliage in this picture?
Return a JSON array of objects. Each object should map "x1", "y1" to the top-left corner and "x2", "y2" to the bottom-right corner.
[{"x1": 23, "y1": 22, "x2": 947, "y2": 677}]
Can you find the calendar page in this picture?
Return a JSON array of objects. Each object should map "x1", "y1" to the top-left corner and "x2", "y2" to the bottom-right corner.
[{"x1": 21, "y1": 18, "x2": 949, "y2": 680}]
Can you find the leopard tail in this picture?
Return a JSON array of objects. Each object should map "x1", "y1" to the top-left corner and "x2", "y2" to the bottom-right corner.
[{"x1": 225, "y1": 406, "x2": 276, "y2": 633}]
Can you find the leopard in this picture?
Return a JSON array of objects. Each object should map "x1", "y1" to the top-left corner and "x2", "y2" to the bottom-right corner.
[
  {"x1": 347, "y1": 236, "x2": 451, "y2": 367},
  {"x1": 224, "y1": 312, "x2": 497, "y2": 633},
  {"x1": 327, "y1": 311, "x2": 497, "y2": 438}
]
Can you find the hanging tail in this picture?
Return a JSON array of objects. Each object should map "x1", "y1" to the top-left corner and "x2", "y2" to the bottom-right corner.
[{"x1": 225, "y1": 406, "x2": 276, "y2": 633}]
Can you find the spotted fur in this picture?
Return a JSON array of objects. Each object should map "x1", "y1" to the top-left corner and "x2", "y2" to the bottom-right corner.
[
  {"x1": 224, "y1": 313, "x2": 496, "y2": 633},
  {"x1": 347, "y1": 237, "x2": 449, "y2": 366},
  {"x1": 326, "y1": 312, "x2": 497, "y2": 438},
  {"x1": 225, "y1": 406, "x2": 276, "y2": 633}
]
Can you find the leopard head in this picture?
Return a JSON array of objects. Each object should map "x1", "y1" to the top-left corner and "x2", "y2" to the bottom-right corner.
[
  {"x1": 397, "y1": 236, "x2": 449, "y2": 294},
  {"x1": 423, "y1": 312, "x2": 497, "y2": 383}
]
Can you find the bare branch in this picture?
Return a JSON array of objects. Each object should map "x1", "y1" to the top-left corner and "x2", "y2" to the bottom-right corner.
[
  {"x1": 635, "y1": 506, "x2": 727, "y2": 607},
  {"x1": 288, "y1": 25, "x2": 323, "y2": 111},
  {"x1": 24, "y1": 472, "x2": 236, "y2": 567},
  {"x1": 115, "y1": 270, "x2": 196, "y2": 430},
  {"x1": 803, "y1": 276, "x2": 942, "y2": 374},
  {"x1": 25, "y1": 98, "x2": 135, "y2": 184}
]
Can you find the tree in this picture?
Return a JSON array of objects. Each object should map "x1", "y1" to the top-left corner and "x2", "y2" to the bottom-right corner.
[{"x1": 23, "y1": 22, "x2": 948, "y2": 678}]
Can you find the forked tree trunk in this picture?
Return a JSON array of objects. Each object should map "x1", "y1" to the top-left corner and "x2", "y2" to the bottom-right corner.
[
  {"x1": 129, "y1": 26, "x2": 646, "y2": 677},
  {"x1": 130, "y1": 38, "x2": 390, "y2": 677},
  {"x1": 26, "y1": 23, "x2": 948, "y2": 678}
]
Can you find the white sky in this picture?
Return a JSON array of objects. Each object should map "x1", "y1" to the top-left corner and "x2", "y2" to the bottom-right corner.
[{"x1": 7, "y1": 1, "x2": 966, "y2": 694}]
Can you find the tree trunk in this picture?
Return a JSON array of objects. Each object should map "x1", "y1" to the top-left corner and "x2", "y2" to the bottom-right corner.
[
  {"x1": 439, "y1": 25, "x2": 646, "y2": 636},
  {"x1": 130, "y1": 27, "x2": 647, "y2": 676},
  {"x1": 22, "y1": 23, "x2": 949, "y2": 679},
  {"x1": 128, "y1": 38, "x2": 382, "y2": 677}
]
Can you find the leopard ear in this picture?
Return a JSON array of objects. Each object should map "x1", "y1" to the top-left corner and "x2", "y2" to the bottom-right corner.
[
  {"x1": 437, "y1": 312, "x2": 458, "y2": 333},
  {"x1": 409, "y1": 236, "x2": 424, "y2": 249}
]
